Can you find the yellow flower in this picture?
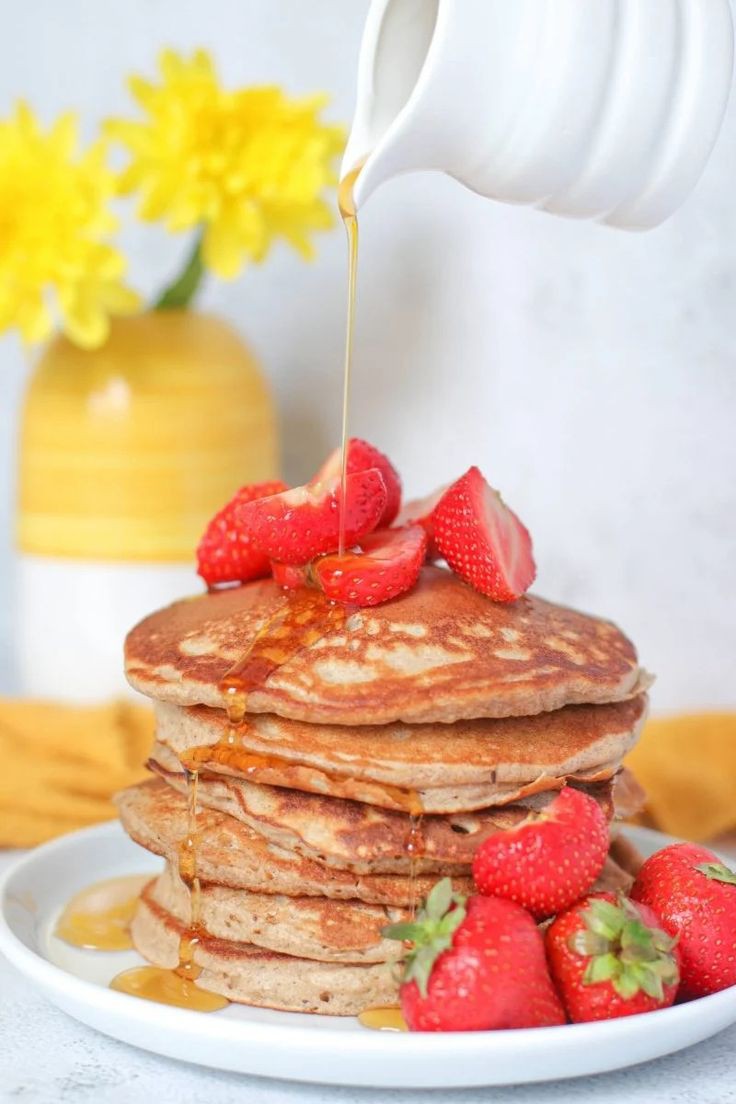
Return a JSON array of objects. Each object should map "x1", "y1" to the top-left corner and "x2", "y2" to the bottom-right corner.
[
  {"x1": 0, "y1": 103, "x2": 139, "y2": 348},
  {"x1": 108, "y1": 49, "x2": 344, "y2": 279}
]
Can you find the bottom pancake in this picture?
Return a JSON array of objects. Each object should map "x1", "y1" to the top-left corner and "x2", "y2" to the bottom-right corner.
[{"x1": 132, "y1": 886, "x2": 399, "y2": 1015}]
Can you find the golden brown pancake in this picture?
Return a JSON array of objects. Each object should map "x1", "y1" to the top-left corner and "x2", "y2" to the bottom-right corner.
[
  {"x1": 148, "y1": 750, "x2": 630, "y2": 874},
  {"x1": 125, "y1": 567, "x2": 645, "y2": 724},
  {"x1": 145, "y1": 831, "x2": 643, "y2": 968},
  {"x1": 153, "y1": 695, "x2": 647, "y2": 813},
  {"x1": 148, "y1": 864, "x2": 405, "y2": 963},
  {"x1": 132, "y1": 886, "x2": 398, "y2": 1015},
  {"x1": 115, "y1": 778, "x2": 474, "y2": 906}
]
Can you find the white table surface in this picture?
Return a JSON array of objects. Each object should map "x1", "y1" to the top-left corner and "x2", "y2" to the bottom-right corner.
[{"x1": 2, "y1": 850, "x2": 736, "y2": 1104}]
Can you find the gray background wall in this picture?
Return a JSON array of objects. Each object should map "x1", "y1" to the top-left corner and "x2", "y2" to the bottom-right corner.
[{"x1": 1, "y1": 0, "x2": 734, "y2": 709}]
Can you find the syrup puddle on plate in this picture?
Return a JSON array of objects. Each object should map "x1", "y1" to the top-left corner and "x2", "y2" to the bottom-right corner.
[
  {"x1": 358, "y1": 1007, "x2": 408, "y2": 1032},
  {"x1": 55, "y1": 874, "x2": 150, "y2": 952}
]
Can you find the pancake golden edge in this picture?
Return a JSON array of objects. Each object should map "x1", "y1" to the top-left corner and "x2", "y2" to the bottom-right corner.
[
  {"x1": 147, "y1": 752, "x2": 638, "y2": 874},
  {"x1": 153, "y1": 694, "x2": 648, "y2": 813},
  {"x1": 115, "y1": 778, "x2": 475, "y2": 907},
  {"x1": 129, "y1": 834, "x2": 644, "y2": 1015},
  {"x1": 125, "y1": 567, "x2": 647, "y2": 725},
  {"x1": 131, "y1": 887, "x2": 399, "y2": 1015}
]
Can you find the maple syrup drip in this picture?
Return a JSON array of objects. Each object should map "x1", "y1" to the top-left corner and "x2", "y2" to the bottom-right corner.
[
  {"x1": 220, "y1": 589, "x2": 349, "y2": 701},
  {"x1": 55, "y1": 875, "x2": 149, "y2": 951},
  {"x1": 358, "y1": 1007, "x2": 408, "y2": 1032},
  {"x1": 113, "y1": 591, "x2": 353, "y2": 1012},
  {"x1": 404, "y1": 814, "x2": 426, "y2": 918},
  {"x1": 337, "y1": 163, "x2": 362, "y2": 556},
  {"x1": 110, "y1": 966, "x2": 229, "y2": 1012},
  {"x1": 182, "y1": 738, "x2": 424, "y2": 816}
]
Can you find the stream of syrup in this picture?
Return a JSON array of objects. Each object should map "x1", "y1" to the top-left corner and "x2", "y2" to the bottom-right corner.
[
  {"x1": 88, "y1": 162, "x2": 423, "y2": 1023},
  {"x1": 336, "y1": 162, "x2": 361, "y2": 556}
]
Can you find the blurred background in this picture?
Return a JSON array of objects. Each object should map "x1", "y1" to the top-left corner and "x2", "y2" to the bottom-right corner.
[{"x1": 0, "y1": 0, "x2": 734, "y2": 718}]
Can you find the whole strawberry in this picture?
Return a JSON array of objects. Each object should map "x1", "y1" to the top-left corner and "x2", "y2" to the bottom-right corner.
[
  {"x1": 384, "y1": 878, "x2": 565, "y2": 1031},
  {"x1": 546, "y1": 893, "x2": 681, "y2": 1022},
  {"x1": 631, "y1": 843, "x2": 736, "y2": 999},
  {"x1": 196, "y1": 480, "x2": 288, "y2": 586},
  {"x1": 472, "y1": 786, "x2": 609, "y2": 920}
]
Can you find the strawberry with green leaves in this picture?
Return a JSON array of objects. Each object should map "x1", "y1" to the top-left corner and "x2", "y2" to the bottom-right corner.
[
  {"x1": 384, "y1": 878, "x2": 565, "y2": 1032},
  {"x1": 546, "y1": 893, "x2": 681, "y2": 1022},
  {"x1": 631, "y1": 843, "x2": 736, "y2": 999}
]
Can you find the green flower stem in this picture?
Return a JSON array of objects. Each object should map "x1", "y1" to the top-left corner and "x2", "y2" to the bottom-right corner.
[{"x1": 154, "y1": 233, "x2": 205, "y2": 310}]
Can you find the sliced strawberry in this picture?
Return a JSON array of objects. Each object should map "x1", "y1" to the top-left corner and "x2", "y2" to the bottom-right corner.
[
  {"x1": 394, "y1": 484, "x2": 450, "y2": 562},
  {"x1": 196, "y1": 480, "x2": 289, "y2": 586},
  {"x1": 432, "y1": 467, "x2": 536, "y2": 602},
  {"x1": 271, "y1": 561, "x2": 309, "y2": 589},
  {"x1": 313, "y1": 525, "x2": 427, "y2": 607},
  {"x1": 236, "y1": 469, "x2": 386, "y2": 565},
  {"x1": 313, "y1": 438, "x2": 402, "y2": 526}
]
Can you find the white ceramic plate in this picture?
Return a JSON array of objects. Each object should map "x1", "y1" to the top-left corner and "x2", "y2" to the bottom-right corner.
[{"x1": 1, "y1": 822, "x2": 735, "y2": 1089}]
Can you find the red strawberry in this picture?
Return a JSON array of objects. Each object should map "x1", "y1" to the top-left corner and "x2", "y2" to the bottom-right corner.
[
  {"x1": 432, "y1": 466, "x2": 536, "y2": 601},
  {"x1": 384, "y1": 878, "x2": 565, "y2": 1031},
  {"x1": 196, "y1": 480, "x2": 289, "y2": 586},
  {"x1": 394, "y1": 484, "x2": 449, "y2": 561},
  {"x1": 312, "y1": 525, "x2": 427, "y2": 607},
  {"x1": 472, "y1": 787, "x2": 609, "y2": 920},
  {"x1": 546, "y1": 893, "x2": 681, "y2": 1022},
  {"x1": 236, "y1": 469, "x2": 386, "y2": 565},
  {"x1": 271, "y1": 561, "x2": 309, "y2": 589},
  {"x1": 313, "y1": 438, "x2": 402, "y2": 527},
  {"x1": 630, "y1": 843, "x2": 736, "y2": 999}
]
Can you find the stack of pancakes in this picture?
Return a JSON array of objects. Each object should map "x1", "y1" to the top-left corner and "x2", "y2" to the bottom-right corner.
[{"x1": 118, "y1": 566, "x2": 650, "y2": 1015}]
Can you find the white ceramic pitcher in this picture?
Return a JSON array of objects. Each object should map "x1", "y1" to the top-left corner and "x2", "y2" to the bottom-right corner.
[{"x1": 343, "y1": 0, "x2": 734, "y2": 229}]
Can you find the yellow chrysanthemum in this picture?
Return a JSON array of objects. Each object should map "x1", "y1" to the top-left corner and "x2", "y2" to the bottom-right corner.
[
  {"x1": 0, "y1": 103, "x2": 139, "y2": 348},
  {"x1": 108, "y1": 49, "x2": 345, "y2": 279}
]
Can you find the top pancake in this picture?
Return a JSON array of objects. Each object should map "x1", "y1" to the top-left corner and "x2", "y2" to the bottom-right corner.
[{"x1": 125, "y1": 567, "x2": 644, "y2": 725}]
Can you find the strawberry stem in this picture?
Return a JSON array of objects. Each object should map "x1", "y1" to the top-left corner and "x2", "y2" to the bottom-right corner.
[
  {"x1": 570, "y1": 895, "x2": 679, "y2": 1002},
  {"x1": 384, "y1": 877, "x2": 467, "y2": 998},
  {"x1": 696, "y1": 861, "x2": 736, "y2": 886}
]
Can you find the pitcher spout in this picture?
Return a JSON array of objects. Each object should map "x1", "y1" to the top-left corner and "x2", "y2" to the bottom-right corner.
[{"x1": 342, "y1": 0, "x2": 442, "y2": 210}]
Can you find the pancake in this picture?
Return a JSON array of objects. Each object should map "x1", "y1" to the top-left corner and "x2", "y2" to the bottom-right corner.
[
  {"x1": 149, "y1": 863, "x2": 405, "y2": 963},
  {"x1": 147, "y1": 830, "x2": 644, "y2": 967},
  {"x1": 132, "y1": 886, "x2": 398, "y2": 1014},
  {"x1": 148, "y1": 749, "x2": 629, "y2": 874},
  {"x1": 154, "y1": 695, "x2": 648, "y2": 813},
  {"x1": 115, "y1": 778, "x2": 474, "y2": 906},
  {"x1": 125, "y1": 567, "x2": 646, "y2": 724}
]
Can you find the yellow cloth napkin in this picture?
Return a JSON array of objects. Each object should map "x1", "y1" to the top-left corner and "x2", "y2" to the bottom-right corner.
[
  {"x1": 0, "y1": 697, "x2": 153, "y2": 848},
  {"x1": 625, "y1": 712, "x2": 736, "y2": 842}
]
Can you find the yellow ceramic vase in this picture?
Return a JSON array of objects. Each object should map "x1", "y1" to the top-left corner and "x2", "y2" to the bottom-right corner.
[
  {"x1": 16, "y1": 310, "x2": 279, "y2": 700},
  {"x1": 19, "y1": 311, "x2": 278, "y2": 561}
]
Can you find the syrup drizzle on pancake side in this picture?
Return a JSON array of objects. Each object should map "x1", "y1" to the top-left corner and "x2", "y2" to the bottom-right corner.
[{"x1": 112, "y1": 589, "x2": 352, "y2": 1010}]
